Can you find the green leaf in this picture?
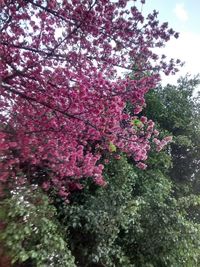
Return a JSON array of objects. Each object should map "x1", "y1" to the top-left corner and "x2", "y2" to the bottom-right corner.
[
  {"x1": 131, "y1": 119, "x2": 142, "y2": 127},
  {"x1": 109, "y1": 142, "x2": 117, "y2": 152}
]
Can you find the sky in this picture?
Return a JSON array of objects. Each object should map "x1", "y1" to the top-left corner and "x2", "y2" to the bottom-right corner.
[{"x1": 142, "y1": 0, "x2": 200, "y2": 89}]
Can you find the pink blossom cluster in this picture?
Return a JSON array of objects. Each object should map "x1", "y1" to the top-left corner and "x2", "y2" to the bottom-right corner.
[
  {"x1": 153, "y1": 136, "x2": 173, "y2": 152},
  {"x1": 0, "y1": 0, "x2": 179, "y2": 197}
]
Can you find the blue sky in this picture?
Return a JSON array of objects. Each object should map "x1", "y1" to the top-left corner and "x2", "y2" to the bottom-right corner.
[{"x1": 142, "y1": 0, "x2": 200, "y2": 88}]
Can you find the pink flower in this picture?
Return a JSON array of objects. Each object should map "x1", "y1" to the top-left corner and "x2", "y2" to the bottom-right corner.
[
  {"x1": 114, "y1": 154, "x2": 121, "y2": 160},
  {"x1": 9, "y1": 142, "x2": 18, "y2": 148},
  {"x1": 136, "y1": 162, "x2": 147, "y2": 170},
  {"x1": 134, "y1": 106, "x2": 143, "y2": 114},
  {"x1": 153, "y1": 129, "x2": 159, "y2": 136},
  {"x1": 140, "y1": 116, "x2": 148, "y2": 123},
  {"x1": 0, "y1": 172, "x2": 9, "y2": 182},
  {"x1": 163, "y1": 136, "x2": 173, "y2": 143},
  {"x1": 94, "y1": 176, "x2": 107, "y2": 186},
  {"x1": 156, "y1": 145, "x2": 163, "y2": 152},
  {"x1": 104, "y1": 159, "x2": 110, "y2": 164},
  {"x1": 153, "y1": 138, "x2": 160, "y2": 145},
  {"x1": 42, "y1": 182, "x2": 50, "y2": 191},
  {"x1": 58, "y1": 189, "x2": 69, "y2": 198}
]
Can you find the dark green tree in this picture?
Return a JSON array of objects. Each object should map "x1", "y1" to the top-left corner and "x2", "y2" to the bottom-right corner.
[{"x1": 143, "y1": 75, "x2": 200, "y2": 188}]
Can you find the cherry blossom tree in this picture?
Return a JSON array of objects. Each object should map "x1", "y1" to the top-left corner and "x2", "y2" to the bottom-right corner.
[{"x1": 0, "y1": 0, "x2": 180, "y2": 197}]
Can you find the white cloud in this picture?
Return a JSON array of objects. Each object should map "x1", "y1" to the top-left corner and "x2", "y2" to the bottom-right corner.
[
  {"x1": 160, "y1": 31, "x2": 200, "y2": 93},
  {"x1": 173, "y1": 3, "x2": 189, "y2": 22}
]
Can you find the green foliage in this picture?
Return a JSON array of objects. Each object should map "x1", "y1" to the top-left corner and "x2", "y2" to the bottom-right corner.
[
  {"x1": 108, "y1": 142, "x2": 117, "y2": 152},
  {"x1": 131, "y1": 119, "x2": 143, "y2": 128},
  {"x1": 146, "y1": 150, "x2": 172, "y2": 173},
  {"x1": 122, "y1": 166, "x2": 200, "y2": 267},
  {"x1": 56, "y1": 156, "x2": 138, "y2": 267},
  {"x1": 143, "y1": 75, "x2": 200, "y2": 185},
  {"x1": 0, "y1": 185, "x2": 75, "y2": 267},
  {"x1": 54, "y1": 151, "x2": 200, "y2": 267}
]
